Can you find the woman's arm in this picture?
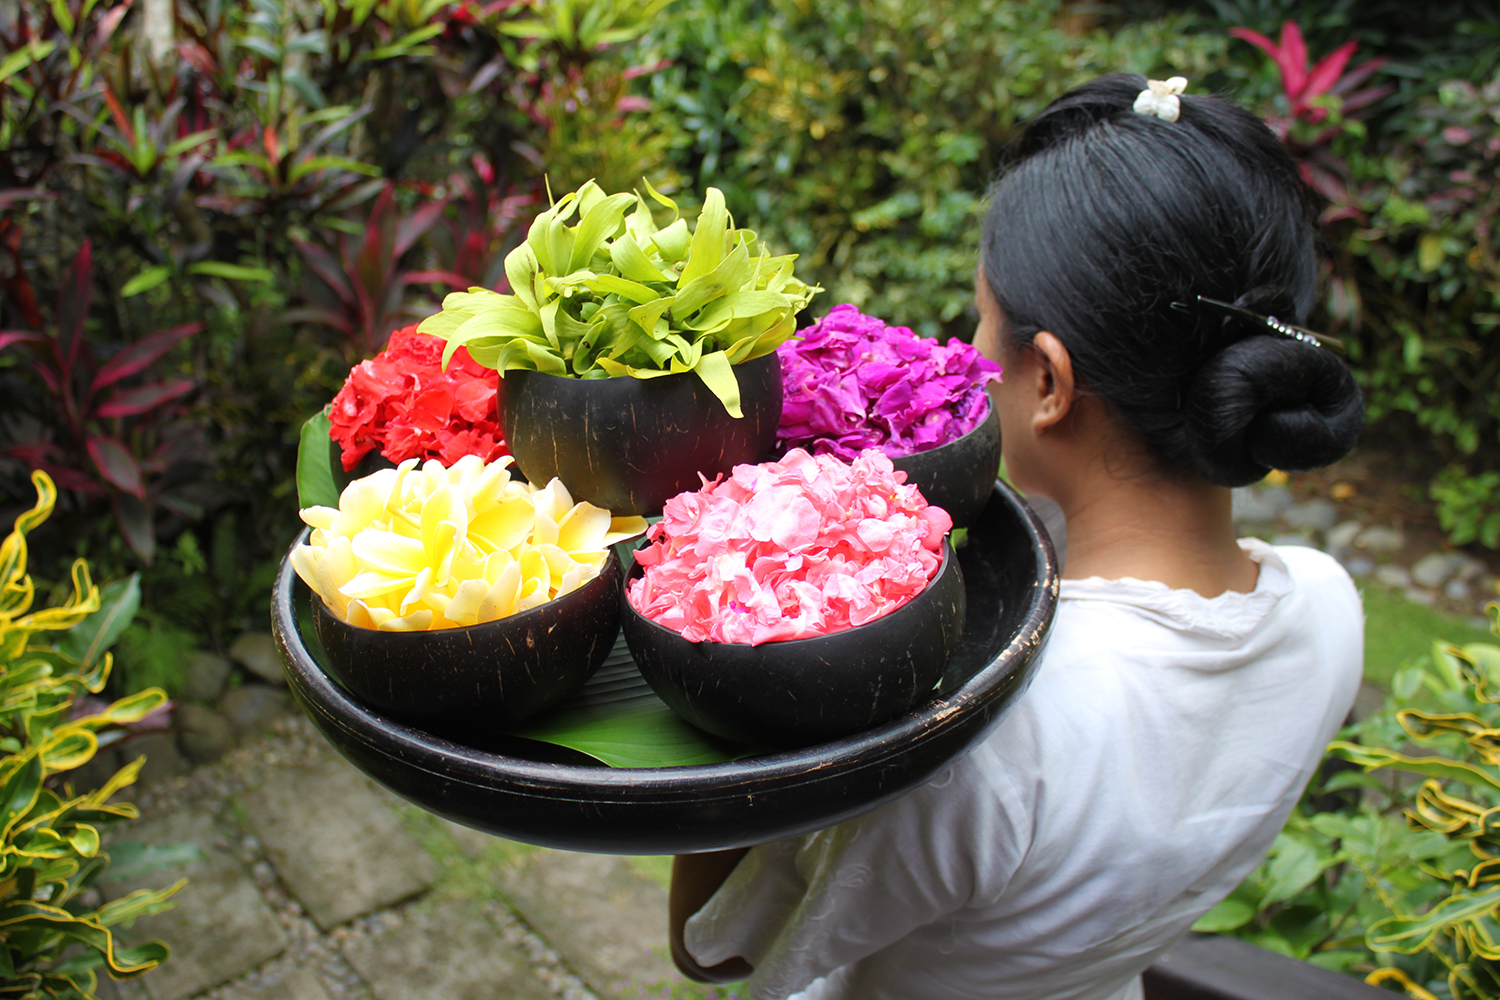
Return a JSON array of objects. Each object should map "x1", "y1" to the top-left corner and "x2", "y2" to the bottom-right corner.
[{"x1": 669, "y1": 849, "x2": 754, "y2": 983}]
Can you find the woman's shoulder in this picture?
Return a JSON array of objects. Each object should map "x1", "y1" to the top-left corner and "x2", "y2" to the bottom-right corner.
[
  {"x1": 1051, "y1": 538, "x2": 1358, "y2": 645},
  {"x1": 1260, "y1": 538, "x2": 1358, "y2": 594}
]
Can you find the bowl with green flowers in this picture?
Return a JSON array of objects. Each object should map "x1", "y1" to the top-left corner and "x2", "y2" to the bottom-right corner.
[{"x1": 419, "y1": 179, "x2": 820, "y2": 516}]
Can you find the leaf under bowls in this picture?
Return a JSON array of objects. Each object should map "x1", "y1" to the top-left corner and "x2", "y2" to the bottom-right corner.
[{"x1": 511, "y1": 699, "x2": 754, "y2": 768}]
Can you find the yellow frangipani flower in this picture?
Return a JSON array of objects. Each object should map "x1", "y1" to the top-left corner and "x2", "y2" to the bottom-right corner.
[{"x1": 291, "y1": 455, "x2": 646, "y2": 631}]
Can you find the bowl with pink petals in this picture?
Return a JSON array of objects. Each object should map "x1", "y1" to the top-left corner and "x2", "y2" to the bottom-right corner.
[
  {"x1": 776, "y1": 304, "x2": 1002, "y2": 528},
  {"x1": 620, "y1": 449, "x2": 966, "y2": 747}
]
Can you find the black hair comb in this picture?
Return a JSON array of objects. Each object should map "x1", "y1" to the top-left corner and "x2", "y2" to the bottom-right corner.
[{"x1": 1173, "y1": 296, "x2": 1344, "y2": 350}]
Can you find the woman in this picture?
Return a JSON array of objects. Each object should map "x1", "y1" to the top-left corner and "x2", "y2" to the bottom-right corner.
[{"x1": 668, "y1": 74, "x2": 1366, "y2": 1000}]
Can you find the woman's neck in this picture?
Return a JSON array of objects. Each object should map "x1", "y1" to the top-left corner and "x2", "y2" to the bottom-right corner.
[{"x1": 1053, "y1": 465, "x2": 1259, "y2": 598}]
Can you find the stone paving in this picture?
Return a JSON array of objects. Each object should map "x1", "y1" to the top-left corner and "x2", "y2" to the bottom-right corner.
[{"x1": 95, "y1": 715, "x2": 732, "y2": 1000}]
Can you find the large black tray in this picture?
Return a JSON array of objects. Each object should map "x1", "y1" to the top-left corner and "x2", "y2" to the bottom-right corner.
[{"x1": 270, "y1": 482, "x2": 1059, "y2": 854}]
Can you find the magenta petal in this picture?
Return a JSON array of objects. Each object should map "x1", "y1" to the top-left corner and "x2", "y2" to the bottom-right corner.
[
  {"x1": 777, "y1": 305, "x2": 1002, "y2": 459},
  {"x1": 872, "y1": 381, "x2": 913, "y2": 420}
]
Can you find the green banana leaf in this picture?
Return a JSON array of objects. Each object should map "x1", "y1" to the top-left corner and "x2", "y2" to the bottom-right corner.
[
  {"x1": 511, "y1": 701, "x2": 751, "y2": 769},
  {"x1": 296, "y1": 408, "x2": 349, "y2": 510}
]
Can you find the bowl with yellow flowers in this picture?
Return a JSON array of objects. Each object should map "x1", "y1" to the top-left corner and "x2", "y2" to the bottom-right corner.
[{"x1": 290, "y1": 454, "x2": 646, "y2": 729}]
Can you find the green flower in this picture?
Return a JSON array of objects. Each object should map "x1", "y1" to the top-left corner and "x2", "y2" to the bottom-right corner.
[{"x1": 419, "y1": 179, "x2": 820, "y2": 417}]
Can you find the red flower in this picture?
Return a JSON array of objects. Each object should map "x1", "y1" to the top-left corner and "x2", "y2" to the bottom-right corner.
[{"x1": 327, "y1": 325, "x2": 509, "y2": 471}]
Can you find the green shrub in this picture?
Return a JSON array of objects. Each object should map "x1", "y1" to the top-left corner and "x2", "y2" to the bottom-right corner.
[
  {"x1": 0, "y1": 471, "x2": 181, "y2": 999},
  {"x1": 1434, "y1": 468, "x2": 1500, "y2": 552},
  {"x1": 1337, "y1": 74, "x2": 1500, "y2": 549},
  {"x1": 643, "y1": 0, "x2": 1226, "y2": 339}
]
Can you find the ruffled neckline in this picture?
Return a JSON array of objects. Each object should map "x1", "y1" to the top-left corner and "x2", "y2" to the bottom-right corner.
[{"x1": 1057, "y1": 538, "x2": 1295, "y2": 641}]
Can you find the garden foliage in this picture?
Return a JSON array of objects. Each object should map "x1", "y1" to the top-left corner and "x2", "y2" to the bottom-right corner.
[
  {"x1": 1214, "y1": 8, "x2": 1500, "y2": 553},
  {"x1": 642, "y1": 0, "x2": 1227, "y2": 341},
  {"x1": 0, "y1": 0, "x2": 672, "y2": 693},
  {"x1": 1178, "y1": 2, "x2": 1500, "y2": 544},
  {"x1": 0, "y1": 471, "x2": 179, "y2": 999}
]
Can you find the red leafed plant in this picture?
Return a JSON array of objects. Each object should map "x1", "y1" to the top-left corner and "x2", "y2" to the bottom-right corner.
[
  {"x1": 1230, "y1": 21, "x2": 1394, "y2": 218},
  {"x1": 0, "y1": 241, "x2": 203, "y2": 562},
  {"x1": 288, "y1": 181, "x2": 470, "y2": 359},
  {"x1": 327, "y1": 324, "x2": 509, "y2": 472},
  {"x1": 0, "y1": 188, "x2": 55, "y2": 330},
  {"x1": 432, "y1": 154, "x2": 542, "y2": 292}
]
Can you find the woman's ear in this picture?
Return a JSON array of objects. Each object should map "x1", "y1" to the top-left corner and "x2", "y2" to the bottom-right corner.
[{"x1": 1030, "y1": 331, "x2": 1077, "y2": 434}]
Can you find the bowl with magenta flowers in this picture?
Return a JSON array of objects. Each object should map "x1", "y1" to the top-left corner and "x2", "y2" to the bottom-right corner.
[
  {"x1": 776, "y1": 304, "x2": 1002, "y2": 528},
  {"x1": 620, "y1": 448, "x2": 966, "y2": 748},
  {"x1": 290, "y1": 454, "x2": 647, "y2": 734},
  {"x1": 417, "y1": 179, "x2": 821, "y2": 516}
]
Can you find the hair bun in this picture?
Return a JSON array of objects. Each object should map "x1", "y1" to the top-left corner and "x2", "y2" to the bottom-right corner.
[{"x1": 1183, "y1": 337, "x2": 1364, "y2": 488}]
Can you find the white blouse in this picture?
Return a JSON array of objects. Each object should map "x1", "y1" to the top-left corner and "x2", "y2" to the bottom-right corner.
[{"x1": 685, "y1": 540, "x2": 1364, "y2": 1000}]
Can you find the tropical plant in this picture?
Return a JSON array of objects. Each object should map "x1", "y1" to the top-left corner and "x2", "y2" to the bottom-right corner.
[
  {"x1": 0, "y1": 242, "x2": 205, "y2": 563},
  {"x1": 0, "y1": 0, "x2": 134, "y2": 191},
  {"x1": 423, "y1": 178, "x2": 820, "y2": 416},
  {"x1": 493, "y1": 0, "x2": 682, "y2": 196},
  {"x1": 637, "y1": 0, "x2": 760, "y2": 189},
  {"x1": 0, "y1": 188, "x2": 54, "y2": 330},
  {"x1": 288, "y1": 180, "x2": 467, "y2": 359},
  {"x1": 0, "y1": 470, "x2": 181, "y2": 999},
  {"x1": 499, "y1": 0, "x2": 676, "y2": 62},
  {"x1": 1433, "y1": 469, "x2": 1500, "y2": 552},
  {"x1": 1347, "y1": 73, "x2": 1500, "y2": 550},
  {"x1": 1227, "y1": 20, "x2": 1392, "y2": 218},
  {"x1": 427, "y1": 154, "x2": 541, "y2": 292}
]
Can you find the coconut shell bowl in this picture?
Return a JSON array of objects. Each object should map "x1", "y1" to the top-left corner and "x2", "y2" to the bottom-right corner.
[
  {"x1": 500, "y1": 352, "x2": 783, "y2": 516},
  {"x1": 307, "y1": 553, "x2": 622, "y2": 736},
  {"x1": 887, "y1": 401, "x2": 1002, "y2": 530},
  {"x1": 270, "y1": 481, "x2": 1059, "y2": 855},
  {"x1": 622, "y1": 543, "x2": 966, "y2": 747}
]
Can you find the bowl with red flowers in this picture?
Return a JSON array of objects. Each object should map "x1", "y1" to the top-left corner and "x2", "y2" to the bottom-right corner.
[
  {"x1": 325, "y1": 324, "x2": 511, "y2": 476},
  {"x1": 621, "y1": 448, "x2": 965, "y2": 747},
  {"x1": 776, "y1": 304, "x2": 1002, "y2": 528}
]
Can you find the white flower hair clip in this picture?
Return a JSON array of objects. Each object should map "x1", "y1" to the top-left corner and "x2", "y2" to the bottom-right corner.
[{"x1": 1133, "y1": 77, "x2": 1188, "y2": 122}]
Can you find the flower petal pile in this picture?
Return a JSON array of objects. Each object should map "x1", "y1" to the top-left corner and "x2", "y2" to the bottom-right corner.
[
  {"x1": 292, "y1": 455, "x2": 647, "y2": 631},
  {"x1": 777, "y1": 304, "x2": 1002, "y2": 461},
  {"x1": 328, "y1": 324, "x2": 508, "y2": 473},
  {"x1": 627, "y1": 449, "x2": 952, "y2": 645}
]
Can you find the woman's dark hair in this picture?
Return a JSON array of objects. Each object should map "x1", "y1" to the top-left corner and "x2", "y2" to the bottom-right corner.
[{"x1": 981, "y1": 73, "x2": 1363, "y2": 488}]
